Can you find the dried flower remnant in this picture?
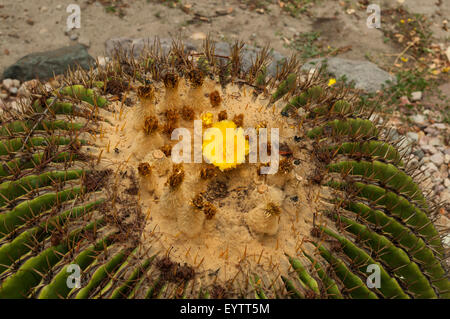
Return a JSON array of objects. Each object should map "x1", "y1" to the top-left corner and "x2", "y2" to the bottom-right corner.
[
  {"x1": 138, "y1": 162, "x2": 152, "y2": 176},
  {"x1": 180, "y1": 105, "x2": 195, "y2": 120},
  {"x1": 209, "y1": 90, "x2": 221, "y2": 107},
  {"x1": 144, "y1": 115, "x2": 159, "y2": 134},
  {"x1": 168, "y1": 164, "x2": 185, "y2": 189},
  {"x1": 163, "y1": 72, "x2": 179, "y2": 89}
]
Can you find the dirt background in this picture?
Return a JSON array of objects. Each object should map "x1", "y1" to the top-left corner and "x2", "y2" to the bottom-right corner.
[{"x1": 0, "y1": 0, "x2": 448, "y2": 72}]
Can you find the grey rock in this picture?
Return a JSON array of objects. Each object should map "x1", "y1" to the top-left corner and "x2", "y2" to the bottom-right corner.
[
  {"x1": 389, "y1": 128, "x2": 401, "y2": 141},
  {"x1": 301, "y1": 57, "x2": 396, "y2": 93},
  {"x1": 413, "y1": 148, "x2": 425, "y2": 160},
  {"x1": 2, "y1": 44, "x2": 95, "y2": 82},
  {"x1": 105, "y1": 37, "x2": 197, "y2": 58},
  {"x1": 9, "y1": 87, "x2": 18, "y2": 95},
  {"x1": 429, "y1": 153, "x2": 444, "y2": 166}
]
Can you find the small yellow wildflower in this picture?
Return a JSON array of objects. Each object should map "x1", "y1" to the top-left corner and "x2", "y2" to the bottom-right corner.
[
  {"x1": 400, "y1": 19, "x2": 405, "y2": 24},
  {"x1": 328, "y1": 78, "x2": 336, "y2": 87},
  {"x1": 443, "y1": 67, "x2": 450, "y2": 73},
  {"x1": 401, "y1": 57, "x2": 409, "y2": 63}
]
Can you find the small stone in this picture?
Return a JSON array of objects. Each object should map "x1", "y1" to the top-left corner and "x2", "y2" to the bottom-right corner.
[
  {"x1": 424, "y1": 127, "x2": 438, "y2": 135},
  {"x1": 399, "y1": 96, "x2": 411, "y2": 106},
  {"x1": 413, "y1": 149, "x2": 425, "y2": 160},
  {"x1": 39, "y1": 28, "x2": 48, "y2": 34},
  {"x1": 2, "y1": 79, "x2": 14, "y2": 90},
  {"x1": 430, "y1": 153, "x2": 444, "y2": 166},
  {"x1": 70, "y1": 34, "x2": 79, "y2": 41},
  {"x1": 9, "y1": 87, "x2": 17, "y2": 95},
  {"x1": 257, "y1": 184, "x2": 268, "y2": 194},
  {"x1": 17, "y1": 85, "x2": 30, "y2": 97},
  {"x1": 97, "y1": 56, "x2": 109, "y2": 67},
  {"x1": 153, "y1": 150, "x2": 164, "y2": 159},
  {"x1": 406, "y1": 132, "x2": 419, "y2": 142},
  {"x1": 429, "y1": 137, "x2": 442, "y2": 146},
  {"x1": 445, "y1": 154, "x2": 450, "y2": 164},
  {"x1": 424, "y1": 162, "x2": 438, "y2": 172},
  {"x1": 11, "y1": 79, "x2": 20, "y2": 88},
  {"x1": 432, "y1": 123, "x2": 446, "y2": 130},
  {"x1": 190, "y1": 32, "x2": 207, "y2": 40},
  {"x1": 410, "y1": 114, "x2": 425, "y2": 125},
  {"x1": 444, "y1": 179, "x2": 450, "y2": 188},
  {"x1": 411, "y1": 91, "x2": 422, "y2": 101},
  {"x1": 443, "y1": 234, "x2": 450, "y2": 248},
  {"x1": 440, "y1": 191, "x2": 450, "y2": 204},
  {"x1": 421, "y1": 145, "x2": 437, "y2": 154}
]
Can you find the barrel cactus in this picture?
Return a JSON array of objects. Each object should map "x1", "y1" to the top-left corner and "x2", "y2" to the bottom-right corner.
[{"x1": 0, "y1": 39, "x2": 448, "y2": 299}]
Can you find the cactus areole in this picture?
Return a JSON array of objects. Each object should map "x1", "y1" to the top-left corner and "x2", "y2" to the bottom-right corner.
[{"x1": 0, "y1": 39, "x2": 448, "y2": 299}]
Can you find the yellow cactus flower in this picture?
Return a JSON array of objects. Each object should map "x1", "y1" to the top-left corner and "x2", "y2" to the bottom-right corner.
[
  {"x1": 201, "y1": 112, "x2": 214, "y2": 126},
  {"x1": 202, "y1": 120, "x2": 249, "y2": 171},
  {"x1": 328, "y1": 78, "x2": 336, "y2": 87}
]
